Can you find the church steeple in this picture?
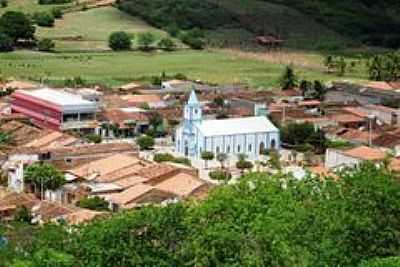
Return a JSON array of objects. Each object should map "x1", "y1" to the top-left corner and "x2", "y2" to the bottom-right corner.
[{"x1": 183, "y1": 89, "x2": 202, "y2": 133}]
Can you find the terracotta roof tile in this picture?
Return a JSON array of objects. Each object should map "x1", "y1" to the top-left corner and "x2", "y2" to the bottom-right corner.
[
  {"x1": 343, "y1": 146, "x2": 386, "y2": 161},
  {"x1": 155, "y1": 172, "x2": 205, "y2": 198}
]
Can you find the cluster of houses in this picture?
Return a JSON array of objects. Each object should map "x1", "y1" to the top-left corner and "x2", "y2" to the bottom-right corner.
[{"x1": 2, "y1": 78, "x2": 400, "y2": 224}]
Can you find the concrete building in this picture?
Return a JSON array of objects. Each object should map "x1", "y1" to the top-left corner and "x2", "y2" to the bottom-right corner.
[
  {"x1": 11, "y1": 88, "x2": 98, "y2": 131},
  {"x1": 175, "y1": 91, "x2": 280, "y2": 159}
]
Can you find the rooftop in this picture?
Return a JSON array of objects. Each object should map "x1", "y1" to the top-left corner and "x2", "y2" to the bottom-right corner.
[
  {"x1": 16, "y1": 88, "x2": 97, "y2": 112},
  {"x1": 197, "y1": 116, "x2": 279, "y2": 137},
  {"x1": 343, "y1": 146, "x2": 386, "y2": 161}
]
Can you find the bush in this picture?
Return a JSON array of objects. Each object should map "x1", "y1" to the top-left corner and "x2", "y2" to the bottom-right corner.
[
  {"x1": 179, "y1": 31, "x2": 205, "y2": 50},
  {"x1": 0, "y1": 0, "x2": 8, "y2": 8},
  {"x1": 108, "y1": 31, "x2": 132, "y2": 51},
  {"x1": 33, "y1": 12, "x2": 55, "y2": 27},
  {"x1": 154, "y1": 153, "x2": 175, "y2": 163},
  {"x1": 209, "y1": 169, "x2": 231, "y2": 181},
  {"x1": 37, "y1": 38, "x2": 55, "y2": 51},
  {"x1": 14, "y1": 206, "x2": 32, "y2": 223},
  {"x1": 137, "y1": 32, "x2": 156, "y2": 51},
  {"x1": 136, "y1": 135, "x2": 154, "y2": 150},
  {"x1": 85, "y1": 134, "x2": 102, "y2": 144},
  {"x1": 158, "y1": 37, "x2": 176, "y2": 51},
  {"x1": 0, "y1": 33, "x2": 14, "y2": 52},
  {"x1": 77, "y1": 196, "x2": 109, "y2": 211},
  {"x1": 51, "y1": 7, "x2": 63, "y2": 19},
  {"x1": 172, "y1": 157, "x2": 191, "y2": 166}
]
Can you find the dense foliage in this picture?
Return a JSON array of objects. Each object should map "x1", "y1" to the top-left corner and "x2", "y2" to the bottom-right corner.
[
  {"x1": 281, "y1": 122, "x2": 326, "y2": 153},
  {"x1": 108, "y1": 31, "x2": 132, "y2": 51},
  {"x1": 0, "y1": 11, "x2": 35, "y2": 43},
  {"x1": 24, "y1": 163, "x2": 65, "y2": 191},
  {"x1": 118, "y1": 0, "x2": 400, "y2": 49},
  {"x1": 3, "y1": 163, "x2": 400, "y2": 266},
  {"x1": 77, "y1": 197, "x2": 109, "y2": 211}
]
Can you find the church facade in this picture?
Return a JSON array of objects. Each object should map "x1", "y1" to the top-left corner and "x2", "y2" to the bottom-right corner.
[{"x1": 175, "y1": 91, "x2": 280, "y2": 159}]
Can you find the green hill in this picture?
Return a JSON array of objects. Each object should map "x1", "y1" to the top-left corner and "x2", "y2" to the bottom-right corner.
[{"x1": 118, "y1": 0, "x2": 400, "y2": 50}]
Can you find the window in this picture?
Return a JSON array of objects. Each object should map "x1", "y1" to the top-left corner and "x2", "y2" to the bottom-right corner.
[
  {"x1": 248, "y1": 144, "x2": 252, "y2": 152},
  {"x1": 227, "y1": 146, "x2": 231, "y2": 153},
  {"x1": 216, "y1": 146, "x2": 220, "y2": 153},
  {"x1": 194, "y1": 109, "x2": 198, "y2": 114},
  {"x1": 237, "y1": 145, "x2": 241, "y2": 153}
]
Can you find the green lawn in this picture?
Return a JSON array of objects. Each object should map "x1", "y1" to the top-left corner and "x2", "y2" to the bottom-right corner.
[
  {"x1": 0, "y1": 50, "x2": 365, "y2": 88},
  {"x1": 37, "y1": 7, "x2": 173, "y2": 51}
]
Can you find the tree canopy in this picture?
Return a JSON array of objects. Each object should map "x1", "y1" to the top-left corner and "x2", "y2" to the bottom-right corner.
[
  {"x1": 0, "y1": 11, "x2": 35, "y2": 43},
  {"x1": 4, "y1": 163, "x2": 400, "y2": 266}
]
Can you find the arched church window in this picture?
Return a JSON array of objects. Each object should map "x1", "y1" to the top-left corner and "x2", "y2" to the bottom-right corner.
[
  {"x1": 237, "y1": 145, "x2": 241, "y2": 153},
  {"x1": 259, "y1": 142, "x2": 265, "y2": 155},
  {"x1": 216, "y1": 146, "x2": 220, "y2": 153},
  {"x1": 227, "y1": 146, "x2": 230, "y2": 153},
  {"x1": 248, "y1": 144, "x2": 252, "y2": 152}
]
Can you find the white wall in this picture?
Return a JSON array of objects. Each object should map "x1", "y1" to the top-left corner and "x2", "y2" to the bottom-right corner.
[{"x1": 325, "y1": 149, "x2": 360, "y2": 170}]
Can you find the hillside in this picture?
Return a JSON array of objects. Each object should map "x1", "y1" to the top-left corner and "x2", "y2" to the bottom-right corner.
[{"x1": 118, "y1": 0, "x2": 400, "y2": 50}]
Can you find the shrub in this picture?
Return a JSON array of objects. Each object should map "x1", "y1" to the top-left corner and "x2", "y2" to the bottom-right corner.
[
  {"x1": 137, "y1": 32, "x2": 156, "y2": 51},
  {"x1": 51, "y1": 7, "x2": 63, "y2": 19},
  {"x1": 77, "y1": 196, "x2": 109, "y2": 211},
  {"x1": 14, "y1": 206, "x2": 32, "y2": 223},
  {"x1": 153, "y1": 153, "x2": 174, "y2": 163},
  {"x1": 0, "y1": 0, "x2": 8, "y2": 8},
  {"x1": 209, "y1": 169, "x2": 231, "y2": 181},
  {"x1": 136, "y1": 135, "x2": 154, "y2": 150},
  {"x1": 179, "y1": 31, "x2": 205, "y2": 50},
  {"x1": 37, "y1": 38, "x2": 55, "y2": 51},
  {"x1": 85, "y1": 134, "x2": 102, "y2": 144},
  {"x1": 0, "y1": 33, "x2": 14, "y2": 52},
  {"x1": 108, "y1": 31, "x2": 132, "y2": 51},
  {"x1": 172, "y1": 157, "x2": 191, "y2": 166},
  {"x1": 158, "y1": 37, "x2": 176, "y2": 51},
  {"x1": 33, "y1": 12, "x2": 55, "y2": 27}
]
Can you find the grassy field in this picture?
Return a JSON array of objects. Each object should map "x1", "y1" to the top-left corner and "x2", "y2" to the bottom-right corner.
[
  {"x1": 37, "y1": 7, "x2": 171, "y2": 51},
  {"x1": 0, "y1": 50, "x2": 366, "y2": 89},
  {"x1": 0, "y1": 0, "x2": 72, "y2": 15}
]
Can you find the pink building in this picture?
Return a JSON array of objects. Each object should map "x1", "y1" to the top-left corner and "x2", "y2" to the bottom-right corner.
[{"x1": 11, "y1": 88, "x2": 98, "y2": 131}]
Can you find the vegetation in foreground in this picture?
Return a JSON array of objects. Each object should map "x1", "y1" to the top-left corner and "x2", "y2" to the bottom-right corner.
[{"x1": 1, "y1": 163, "x2": 400, "y2": 266}]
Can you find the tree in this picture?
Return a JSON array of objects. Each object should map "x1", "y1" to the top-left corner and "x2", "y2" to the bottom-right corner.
[
  {"x1": 0, "y1": 11, "x2": 35, "y2": 43},
  {"x1": 201, "y1": 151, "x2": 214, "y2": 169},
  {"x1": 0, "y1": 33, "x2": 13, "y2": 52},
  {"x1": 323, "y1": 55, "x2": 335, "y2": 73},
  {"x1": 108, "y1": 31, "x2": 132, "y2": 51},
  {"x1": 337, "y1": 56, "x2": 347, "y2": 76},
  {"x1": 216, "y1": 153, "x2": 228, "y2": 169},
  {"x1": 24, "y1": 163, "x2": 65, "y2": 192},
  {"x1": 14, "y1": 205, "x2": 32, "y2": 223},
  {"x1": 268, "y1": 149, "x2": 281, "y2": 170},
  {"x1": 280, "y1": 65, "x2": 298, "y2": 90},
  {"x1": 136, "y1": 135, "x2": 154, "y2": 150},
  {"x1": 33, "y1": 12, "x2": 55, "y2": 27},
  {"x1": 158, "y1": 37, "x2": 176, "y2": 51},
  {"x1": 0, "y1": 0, "x2": 8, "y2": 8},
  {"x1": 37, "y1": 38, "x2": 55, "y2": 52},
  {"x1": 77, "y1": 196, "x2": 109, "y2": 211},
  {"x1": 137, "y1": 32, "x2": 155, "y2": 51},
  {"x1": 51, "y1": 7, "x2": 63, "y2": 19},
  {"x1": 236, "y1": 153, "x2": 253, "y2": 174}
]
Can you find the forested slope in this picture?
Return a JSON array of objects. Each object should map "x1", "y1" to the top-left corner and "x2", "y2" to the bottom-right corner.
[{"x1": 118, "y1": 0, "x2": 400, "y2": 49}]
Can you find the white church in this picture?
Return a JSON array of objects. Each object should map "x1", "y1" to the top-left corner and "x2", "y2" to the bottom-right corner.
[{"x1": 175, "y1": 90, "x2": 280, "y2": 159}]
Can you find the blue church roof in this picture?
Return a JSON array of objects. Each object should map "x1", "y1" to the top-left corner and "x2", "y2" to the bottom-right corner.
[{"x1": 187, "y1": 90, "x2": 199, "y2": 105}]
